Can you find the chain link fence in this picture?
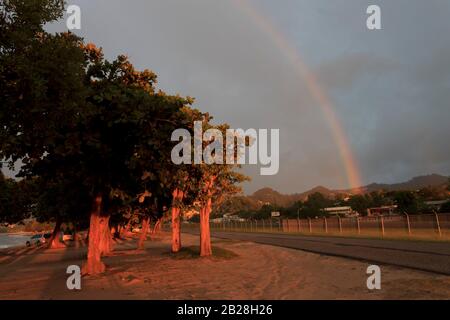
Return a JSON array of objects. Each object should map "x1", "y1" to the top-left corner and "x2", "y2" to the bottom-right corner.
[{"x1": 204, "y1": 213, "x2": 450, "y2": 240}]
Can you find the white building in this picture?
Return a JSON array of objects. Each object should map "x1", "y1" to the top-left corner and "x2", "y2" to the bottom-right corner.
[{"x1": 323, "y1": 206, "x2": 356, "y2": 217}]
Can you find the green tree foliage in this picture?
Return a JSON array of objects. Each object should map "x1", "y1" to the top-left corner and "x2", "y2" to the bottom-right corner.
[
  {"x1": 34, "y1": 176, "x2": 91, "y2": 227},
  {"x1": 300, "y1": 192, "x2": 332, "y2": 217},
  {"x1": 0, "y1": 172, "x2": 36, "y2": 224},
  {"x1": 0, "y1": 0, "x2": 252, "y2": 270},
  {"x1": 347, "y1": 194, "x2": 372, "y2": 216},
  {"x1": 393, "y1": 191, "x2": 420, "y2": 214},
  {"x1": 440, "y1": 201, "x2": 450, "y2": 213}
]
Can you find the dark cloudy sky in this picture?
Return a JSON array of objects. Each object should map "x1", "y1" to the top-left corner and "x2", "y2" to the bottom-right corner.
[{"x1": 5, "y1": 0, "x2": 450, "y2": 194}]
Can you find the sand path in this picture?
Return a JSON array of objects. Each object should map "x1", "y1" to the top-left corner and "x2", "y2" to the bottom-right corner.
[{"x1": 0, "y1": 233, "x2": 449, "y2": 299}]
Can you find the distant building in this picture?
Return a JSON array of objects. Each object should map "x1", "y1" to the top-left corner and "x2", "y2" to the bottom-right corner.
[
  {"x1": 323, "y1": 206, "x2": 355, "y2": 217},
  {"x1": 425, "y1": 200, "x2": 449, "y2": 211},
  {"x1": 223, "y1": 213, "x2": 245, "y2": 222},
  {"x1": 212, "y1": 213, "x2": 245, "y2": 223},
  {"x1": 367, "y1": 205, "x2": 397, "y2": 216}
]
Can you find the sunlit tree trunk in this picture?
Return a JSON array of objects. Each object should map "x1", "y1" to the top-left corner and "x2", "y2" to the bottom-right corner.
[
  {"x1": 83, "y1": 194, "x2": 108, "y2": 275},
  {"x1": 121, "y1": 217, "x2": 132, "y2": 238},
  {"x1": 171, "y1": 207, "x2": 181, "y2": 252},
  {"x1": 171, "y1": 188, "x2": 184, "y2": 253},
  {"x1": 151, "y1": 217, "x2": 162, "y2": 239},
  {"x1": 137, "y1": 216, "x2": 150, "y2": 250},
  {"x1": 200, "y1": 197, "x2": 212, "y2": 257},
  {"x1": 120, "y1": 207, "x2": 132, "y2": 238},
  {"x1": 100, "y1": 216, "x2": 112, "y2": 255},
  {"x1": 199, "y1": 176, "x2": 215, "y2": 257},
  {"x1": 48, "y1": 216, "x2": 65, "y2": 249}
]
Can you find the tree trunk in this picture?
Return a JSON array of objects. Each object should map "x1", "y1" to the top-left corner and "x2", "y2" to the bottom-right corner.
[
  {"x1": 100, "y1": 216, "x2": 112, "y2": 255},
  {"x1": 83, "y1": 194, "x2": 108, "y2": 275},
  {"x1": 73, "y1": 223, "x2": 80, "y2": 248},
  {"x1": 114, "y1": 224, "x2": 121, "y2": 239},
  {"x1": 48, "y1": 216, "x2": 65, "y2": 249},
  {"x1": 151, "y1": 218, "x2": 162, "y2": 240},
  {"x1": 137, "y1": 216, "x2": 150, "y2": 250},
  {"x1": 171, "y1": 207, "x2": 181, "y2": 252},
  {"x1": 200, "y1": 198, "x2": 213, "y2": 257},
  {"x1": 171, "y1": 188, "x2": 184, "y2": 253},
  {"x1": 121, "y1": 218, "x2": 132, "y2": 238},
  {"x1": 154, "y1": 218, "x2": 162, "y2": 234}
]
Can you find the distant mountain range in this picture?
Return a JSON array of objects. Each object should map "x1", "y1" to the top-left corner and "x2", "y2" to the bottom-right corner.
[
  {"x1": 351, "y1": 174, "x2": 449, "y2": 193},
  {"x1": 248, "y1": 174, "x2": 449, "y2": 208}
]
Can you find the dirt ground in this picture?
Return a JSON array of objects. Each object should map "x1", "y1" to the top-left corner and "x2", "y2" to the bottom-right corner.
[{"x1": 0, "y1": 232, "x2": 449, "y2": 300}]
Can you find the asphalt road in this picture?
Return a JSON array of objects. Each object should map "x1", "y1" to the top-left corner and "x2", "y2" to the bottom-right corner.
[{"x1": 198, "y1": 231, "x2": 450, "y2": 275}]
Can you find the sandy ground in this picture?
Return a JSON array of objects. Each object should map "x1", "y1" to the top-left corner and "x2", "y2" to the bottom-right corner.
[{"x1": 0, "y1": 232, "x2": 449, "y2": 300}]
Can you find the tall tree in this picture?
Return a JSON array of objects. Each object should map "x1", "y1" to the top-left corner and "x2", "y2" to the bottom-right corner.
[{"x1": 190, "y1": 122, "x2": 249, "y2": 256}]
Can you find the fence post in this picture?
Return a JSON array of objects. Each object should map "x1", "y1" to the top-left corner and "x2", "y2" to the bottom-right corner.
[
  {"x1": 308, "y1": 218, "x2": 312, "y2": 233},
  {"x1": 338, "y1": 216, "x2": 342, "y2": 233},
  {"x1": 404, "y1": 212, "x2": 411, "y2": 236},
  {"x1": 270, "y1": 219, "x2": 273, "y2": 232},
  {"x1": 380, "y1": 216, "x2": 385, "y2": 237},
  {"x1": 255, "y1": 220, "x2": 258, "y2": 232},
  {"x1": 262, "y1": 219, "x2": 265, "y2": 232},
  {"x1": 324, "y1": 217, "x2": 328, "y2": 233},
  {"x1": 356, "y1": 217, "x2": 361, "y2": 235},
  {"x1": 287, "y1": 219, "x2": 290, "y2": 233},
  {"x1": 434, "y1": 212, "x2": 442, "y2": 237}
]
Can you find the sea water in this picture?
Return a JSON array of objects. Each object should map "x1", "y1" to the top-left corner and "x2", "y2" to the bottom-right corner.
[{"x1": 0, "y1": 233, "x2": 29, "y2": 249}]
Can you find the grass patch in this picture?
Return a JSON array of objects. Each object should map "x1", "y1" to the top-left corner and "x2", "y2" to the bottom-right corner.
[{"x1": 166, "y1": 245, "x2": 238, "y2": 260}]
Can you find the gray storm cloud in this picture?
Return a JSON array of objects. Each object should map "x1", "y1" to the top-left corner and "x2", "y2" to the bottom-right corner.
[{"x1": 3, "y1": 0, "x2": 449, "y2": 194}]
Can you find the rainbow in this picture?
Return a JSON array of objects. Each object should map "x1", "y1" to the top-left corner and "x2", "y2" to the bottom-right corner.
[{"x1": 231, "y1": 0, "x2": 363, "y2": 191}]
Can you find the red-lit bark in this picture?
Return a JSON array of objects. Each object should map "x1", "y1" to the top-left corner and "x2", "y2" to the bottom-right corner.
[
  {"x1": 150, "y1": 217, "x2": 162, "y2": 241},
  {"x1": 171, "y1": 188, "x2": 184, "y2": 253},
  {"x1": 100, "y1": 215, "x2": 112, "y2": 255},
  {"x1": 199, "y1": 176, "x2": 215, "y2": 257},
  {"x1": 199, "y1": 199, "x2": 212, "y2": 257},
  {"x1": 137, "y1": 216, "x2": 150, "y2": 250},
  {"x1": 121, "y1": 206, "x2": 133, "y2": 238},
  {"x1": 83, "y1": 194, "x2": 109, "y2": 275},
  {"x1": 48, "y1": 216, "x2": 65, "y2": 249},
  {"x1": 153, "y1": 218, "x2": 162, "y2": 235}
]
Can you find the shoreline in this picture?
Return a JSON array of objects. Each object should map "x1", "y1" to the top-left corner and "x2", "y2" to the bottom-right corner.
[
  {"x1": 0, "y1": 233, "x2": 32, "y2": 250},
  {"x1": 0, "y1": 231, "x2": 35, "y2": 235}
]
